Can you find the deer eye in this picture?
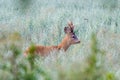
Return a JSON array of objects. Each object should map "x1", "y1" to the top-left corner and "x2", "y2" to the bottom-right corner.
[{"x1": 72, "y1": 35, "x2": 76, "y2": 38}]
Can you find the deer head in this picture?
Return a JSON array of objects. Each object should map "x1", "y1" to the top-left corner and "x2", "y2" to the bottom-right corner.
[{"x1": 64, "y1": 21, "x2": 80, "y2": 44}]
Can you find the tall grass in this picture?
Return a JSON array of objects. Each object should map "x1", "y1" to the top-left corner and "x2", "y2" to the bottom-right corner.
[
  {"x1": 0, "y1": 0, "x2": 120, "y2": 80},
  {"x1": 0, "y1": 32, "x2": 117, "y2": 80}
]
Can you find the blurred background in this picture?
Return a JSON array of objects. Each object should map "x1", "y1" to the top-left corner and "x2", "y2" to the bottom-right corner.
[{"x1": 0, "y1": 0, "x2": 120, "y2": 80}]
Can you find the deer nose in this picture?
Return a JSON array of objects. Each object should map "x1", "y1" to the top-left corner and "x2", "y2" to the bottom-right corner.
[
  {"x1": 75, "y1": 40, "x2": 80, "y2": 44},
  {"x1": 77, "y1": 40, "x2": 80, "y2": 43}
]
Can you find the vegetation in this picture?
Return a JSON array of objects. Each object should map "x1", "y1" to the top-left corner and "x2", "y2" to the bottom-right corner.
[{"x1": 0, "y1": 0, "x2": 120, "y2": 80}]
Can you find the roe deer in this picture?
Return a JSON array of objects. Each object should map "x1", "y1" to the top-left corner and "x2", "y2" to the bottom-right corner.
[{"x1": 24, "y1": 21, "x2": 80, "y2": 56}]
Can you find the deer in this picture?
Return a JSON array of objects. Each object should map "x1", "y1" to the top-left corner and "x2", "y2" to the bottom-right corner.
[{"x1": 24, "y1": 21, "x2": 80, "y2": 56}]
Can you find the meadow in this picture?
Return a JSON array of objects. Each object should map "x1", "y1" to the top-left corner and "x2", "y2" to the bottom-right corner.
[{"x1": 0, "y1": 0, "x2": 120, "y2": 80}]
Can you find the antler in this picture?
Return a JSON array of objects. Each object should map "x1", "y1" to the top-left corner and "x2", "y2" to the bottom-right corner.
[{"x1": 68, "y1": 21, "x2": 74, "y2": 29}]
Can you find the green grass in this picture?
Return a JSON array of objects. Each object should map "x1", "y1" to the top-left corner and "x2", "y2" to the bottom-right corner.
[{"x1": 0, "y1": 0, "x2": 120, "y2": 80}]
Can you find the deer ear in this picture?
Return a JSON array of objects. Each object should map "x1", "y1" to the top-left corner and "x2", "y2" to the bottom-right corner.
[
  {"x1": 64, "y1": 27, "x2": 72, "y2": 34},
  {"x1": 64, "y1": 27, "x2": 68, "y2": 33}
]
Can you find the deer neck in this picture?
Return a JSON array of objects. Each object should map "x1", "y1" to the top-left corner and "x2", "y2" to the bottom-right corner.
[{"x1": 58, "y1": 35, "x2": 71, "y2": 51}]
